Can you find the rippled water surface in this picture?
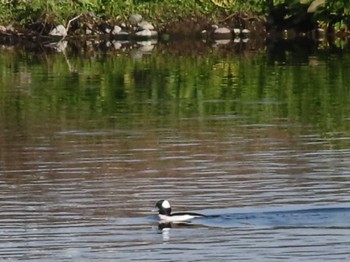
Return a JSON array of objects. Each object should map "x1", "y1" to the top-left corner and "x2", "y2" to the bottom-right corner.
[{"x1": 1, "y1": 43, "x2": 350, "y2": 261}]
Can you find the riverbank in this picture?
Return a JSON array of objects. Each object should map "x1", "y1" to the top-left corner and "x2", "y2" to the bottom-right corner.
[
  {"x1": 0, "y1": 10, "x2": 263, "y2": 42},
  {"x1": 0, "y1": 1, "x2": 349, "y2": 43}
]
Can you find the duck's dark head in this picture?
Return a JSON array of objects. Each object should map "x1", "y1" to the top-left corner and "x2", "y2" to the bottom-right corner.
[{"x1": 156, "y1": 200, "x2": 172, "y2": 216}]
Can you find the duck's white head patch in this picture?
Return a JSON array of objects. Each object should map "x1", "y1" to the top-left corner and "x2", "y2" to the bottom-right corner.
[{"x1": 162, "y1": 200, "x2": 171, "y2": 209}]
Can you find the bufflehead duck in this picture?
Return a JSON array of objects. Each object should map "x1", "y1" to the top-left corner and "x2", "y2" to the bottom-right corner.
[{"x1": 155, "y1": 200, "x2": 206, "y2": 222}]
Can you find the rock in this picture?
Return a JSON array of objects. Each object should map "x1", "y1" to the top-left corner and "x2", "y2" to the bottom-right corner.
[
  {"x1": 138, "y1": 21, "x2": 154, "y2": 31},
  {"x1": 0, "y1": 25, "x2": 6, "y2": 32},
  {"x1": 212, "y1": 27, "x2": 232, "y2": 39},
  {"x1": 135, "y1": 29, "x2": 158, "y2": 39},
  {"x1": 242, "y1": 29, "x2": 250, "y2": 36},
  {"x1": 105, "y1": 28, "x2": 111, "y2": 34},
  {"x1": 233, "y1": 28, "x2": 241, "y2": 37},
  {"x1": 112, "y1": 25, "x2": 122, "y2": 35},
  {"x1": 129, "y1": 14, "x2": 142, "y2": 25},
  {"x1": 49, "y1": 25, "x2": 67, "y2": 37},
  {"x1": 214, "y1": 27, "x2": 230, "y2": 34}
]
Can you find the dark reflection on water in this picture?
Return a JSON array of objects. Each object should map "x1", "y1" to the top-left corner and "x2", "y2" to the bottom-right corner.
[
  {"x1": 196, "y1": 206, "x2": 350, "y2": 228},
  {"x1": 0, "y1": 45, "x2": 350, "y2": 260}
]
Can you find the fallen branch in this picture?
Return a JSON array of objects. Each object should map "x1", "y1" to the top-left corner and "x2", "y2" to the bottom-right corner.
[{"x1": 62, "y1": 13, "x2": 83, "y2": 39}]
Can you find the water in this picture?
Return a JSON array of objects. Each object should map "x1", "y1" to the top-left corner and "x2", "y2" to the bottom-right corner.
[{"x1": 0, "y1": 41, "x2": 350, "y2": 261}]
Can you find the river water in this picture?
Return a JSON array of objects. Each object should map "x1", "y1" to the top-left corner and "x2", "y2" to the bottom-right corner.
[{"x1": 0, "y1": 40, "x2": 350, "y2": 261}]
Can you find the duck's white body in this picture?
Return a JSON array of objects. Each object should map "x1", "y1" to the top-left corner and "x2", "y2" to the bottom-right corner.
[{"x1": 158, "y1": 213, "x2": 202, "y2": 222}]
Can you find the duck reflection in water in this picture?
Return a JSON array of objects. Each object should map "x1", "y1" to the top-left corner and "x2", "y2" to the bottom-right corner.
[{"x1": 158, "y1": 221, "x2": 197, "y2": 241}]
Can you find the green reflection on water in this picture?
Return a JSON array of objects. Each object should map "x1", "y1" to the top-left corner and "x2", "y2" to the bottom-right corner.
[{"x1": 0, "y1": 48, "x2": 349, "y2": 135}]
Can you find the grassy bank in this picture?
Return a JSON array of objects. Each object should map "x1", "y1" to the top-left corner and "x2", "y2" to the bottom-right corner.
[
  {"x1": 1, "y1": 1, "x2": 222, "y2": 26},
  {"x1": 0, "y1": 0, "x2": 349, "y2": 37}
]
